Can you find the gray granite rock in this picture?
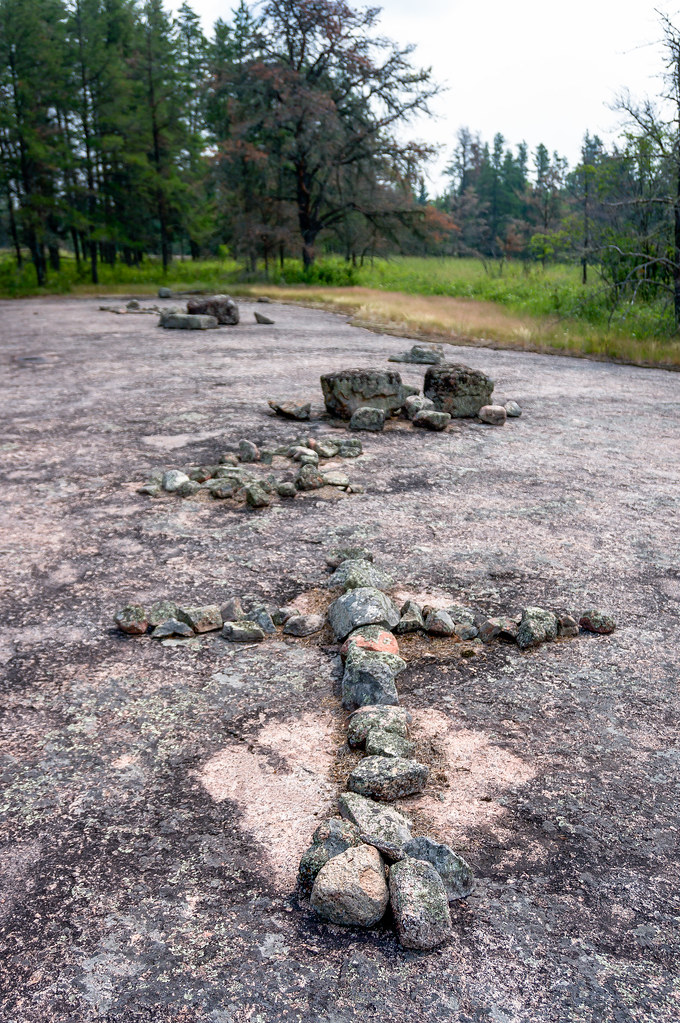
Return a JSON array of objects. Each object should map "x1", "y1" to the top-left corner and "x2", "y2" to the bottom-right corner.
[
  {"x1": 159, "y1": 311, "x2": 218, "y2": 330},
  {"x1": 342, "y1": 653, "x2": 401, "y2": 710},
  {"x1": 114, "y1": 604, "x2": 148, "y2": 635},
  {"x1": 557, "y1": 613, "x2": 580, "y2": 637},
  {"x1": 248, "y1": 606, "x2": 276, "y2": 634},
  {"x1": 315, "y1": 439, "x2": 340, "y2": 458},
  {"x1": 282, "y1": 613, "x2": 324, "y2": 637},
  {"x1": 326, "y1": 546, "x2": 373, "y2": 569},
  {"x1": 394, "y1": 599, "x2": 425, "y2": 634},
  {"x1": 161, "y1": 469, "x2": 190, "y2": 493},
  {"x1": 412, "y1": 409, "x2": 451, "y2": 431},
  {"x1": 188, "y1": 466, "x2": 216, "y2": 483},
  {"x1": 310, "y1": 844, "x2": 388, "y2": 927},
  {"x1": 424, "y1": 608, "x2": 456, "y2": 636},
  {"x1": 238, "y1": 440, "x2": 260, "y2": 463},
  {"x1": 517, "y1": 606, "x2": 559, "y2": 649},
  {"x1": 579, "y1": 609, "x2": 616, "y2": 634},
  {"x1": 177, "y1": 479, "x2": 201, "y2": 497},
  {"x1": 255, "y1": 311, "x2": 274, "y2": 324},
  {"x1": 403, "y1": 836, "x2": 475, "y2": 901},
  {"x1": 338, "y1": 791, "x2": 412, "y2": 851},
  {"x1": 403, "y1": 394, "x2": 435, "y2": 421},
  {"x1": 389, "y1": 857, "x2": 452, "y2": 949},
  {"x1": 177, "y1": 604, "x2": 223, "y2": 633},
  {"x1": 328, "y1": 586, "x2": 400, "y2": 640},
  {"x1": 276, "y1": 480, "x2": 297, "y2": 498},
  {"x1": 148, "y1": 600, "x2": 181, "y2": 627},
  {"x1": 321, "y1": 470, "x2": 350, "y2": 488},
  {"x1": 349, "y1": 406, "x2": 385, "y2": 432},
  {"x1": 328, "y1": 559, "x2": 392, "y2": 592},
  {"x1": 424, "y1": 363, "x2": 494, "y2": 418},
  {"x1": 298, "y1": 817, "x2": 362, "y2": 893},
  {"x1": 289, "y1": 445, "x2": 319, "y2": 465},
  {"x1": 268, "y1": 400, "x2": 310, "y2": 420},
  {"x1": 478, "y1": 615, "x2": 520, "y2": 643},
  {"x1": 204, "y1": 479, "x2": 236, "y2": 499},
  {"x1": 295, "y1": 463, "x2": 325, "y2": 491},
  {"x1": 340, "y1": 625, "x2": 400, "y2": 659},
  {"x1": 151, "y1": 618, "x2": 194, "y2": 638},
  {"x1": 220, "y1": 596, "x2": 245, "y2": 621},
  {"x1": 245, "y1": 483, "x2": 271, "y2": 508},
  {"x1": 389, "y1": 344, "x2": 444, "y2": 365},
  {"x1": 347, "y1": 705, "x2": 411, "y2": 748},
  {"x1": 137, "y1": 482, "x2": 161, "y2": 497},
  {"x1": 347, "y1": 756, "x2": 428, "y2": 801},
  {"x1": 505, "y1": 400, "x2": 522, "y2": 417},
  {"x1": 221, "y1": 620, "x2": 266, "y2": 642},
  {"x1": 478, "y1": 404, "x2": 507, "y2": 425},
  {"x1": 336, "y1": 438, "x2": 363, "y2": 458},
  {"x1": 365, "y1": 728, "x2": 415, "y2": 759},
  {"x1": 219, "y1": 453, "x2": 239, "y2": 466},
  {"x1": 186, "y1": 294, "x2": 239, "y2": 324},
  {"x1": 321, "y1": 368, "x2": 411, "y2": 419}
]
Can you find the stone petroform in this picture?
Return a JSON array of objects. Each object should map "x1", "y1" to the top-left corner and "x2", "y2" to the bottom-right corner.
[
  {"x1": 347, "y1": 755, "x2": 429, "y2": 801},
  {"x1": 310, "y1": 844, "x2": 389, "y2": 927},
  {"x1": 389, "y1": 857, "x2": 453, "y2": 950},
  {"x1": 347, "y1": 705, "x2": 411, "y2": 748},
  {"x1": 516, "y1": 607, "x2": 559, "y2": 649},
  {"x1": 320, "y1": 368, "x2": 414, "y2": 419},
  {"x1": 424, "y1": 363, "x2": 494, "y2": 417},
  {"x1": 579, "y1": 609, "x2": 616, "y2": 634},
  {"x1": 186, "y1": 294, "x2": 239, "y2": 324},
  {"x1": 338, "y1": 792, "x2": 412, "y2": 851},
  {"x1": 328, "y1": 587, "x2": 400, "y2": 640},
  {"x1": 298, "y1": 818, "x2": 362, "y2": 893},
  {"x1": 403, "y1": 837, "x2": 475, "y2": 901}
]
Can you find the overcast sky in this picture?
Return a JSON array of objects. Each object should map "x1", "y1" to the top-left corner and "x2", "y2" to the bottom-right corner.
[{"x1": 172, "y1": 0, "x2": 677, "y2": 191}]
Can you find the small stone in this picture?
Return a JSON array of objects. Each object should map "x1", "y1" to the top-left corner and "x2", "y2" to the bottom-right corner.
[
  {"x1": 328, "y1": 586, "x2": 400, "y2": 640},
  {"x1": 403, "y1": 394, "x2": 435, "y2": 421},
  {"x1": 446, "y1": 603, "x2": 476, "y2": 626},
  {"x1": 255, "y1": 312, "x2": 275, "y2": 324},
  {"x1": 188, "y1": 466, "x2": 216, "y2": 483},
  {"x1": 557, "y1": 613, "x2": 580, "y2": 637},
  {"x1": 424, "y1": 609, "x2": 456, "y2": 636},
  {"x1": 268, "y1": 399, "x2": 310, "y2": 420},
  {"x1": 289, "y1": 445, "x2": 319, "y2": 465},
  {"x1": 114, "y1": 604, "x2": 148, "y2": 635},
  {"x1": 336, "y1": 438, "x2": 363, "y2": 458},
  {"x1": 347, "y1": 705, "x2": 411, "y2": 748},
  {"x1": 310, "y1": 844, "x2": 388, "y2": 927},
  {"x1": 137, "y1": 482, "x2": 161, "y2": 497},
  {"x1": 158, "y1": 286, "x2": 172, "y2": 298},
  {"x1": 349, "y1": 406, "x2": 385, "y2": 432},
  {"x1": 248, "y1": 606, "x2": 276, "y2": 634},
  {"x1": 159, "y1": 311, "x2": 218, "y2": 330},
  {"x1": 412, "y1": 409, "x2": 451, "y2": 431},
  {"x1": 579, "y1": 609, "x2": 616, "y2": 634},
  {"x1": 256, "y1": 295, "x2": 271, "y2": 303},
  {"x1": 221, "y1": 620, "x2": 266, "y2": 642},
  {"x1": 315, "y1": 439, "x2": 340, "y2": 458},
  {"x1": 245, "y1": 483, "x2": 271, "y2": 508},
  {"x1": 403, "y1": 837, "x2": 475, "y2": 901},
  {"x1": 478, "y1": 404, "x2": 507, "y2": 425},
  {"x1": 454, "y1": 621, "x2": 478, "y2": 640},
  {"x1": 177, "y1": 604, "x2": 223, "y2": 633},
  {"x1": 341, "y1": 650, "x2": 402, "y2": 710},
  {"x1": 326, "y1": 546, "x2": 374, "y2": 569},
  {"x1": 321, "y1": 470, "x2": 350, "y2": 488},
  {"x1": 151, "y1": 618, "x2": 194, "y2": 638},
  {"x1": 238, "y1": 440, "x2": 260, "y2": 463},
  {"x1": 283, "y1": 613, "x2": 325, "y2": 636},
  {"x1": 347, "y1": 756, "x2": 429, "y2": 801},
  {"x1": 177, "y1": 479, "x2": 201, "y2": 497},
  {"x1": 516, "y1": 606, "x2": 558, "y2": 649},
  {"x1": 220, "y1": 453, "x2": 239, "y2": 466},
  {"x1": 389, "y1": 857, "x2": 452, "y2": 950},
  {"x1": 389, "y1": 344, "x2": 444, "y2": 365},
  {"x1": 394, "y1": 600, "x2": 425, "y2": 634},
  {"x1": 298, "y1": 818, "x2": 362, "y2": 893},
  {"x1": 328, "y1": 559, "x2": 392, "y2": 592},
  {"x1": 161, "y1": 469, "x2": 190, "y2": 493},
  {"x1": 126, "y1": 299, "x2": 140, "y2": 310},
  {"x1": 221, "y1": 597, "x2": 245, "y2": 621},
  {"x1": 277, "y1": 481, "x2": 298, "y2": 498},
  {"x1": 148, "y1": 600, "x2": 181, "y2": 627},
  {"x1": 340, "y1": 625, "x2": 400, "y2": 659},
  {"x1": 505, "y1": 400, "x2": 522, "y2": 417},
  {"x1": 338, "y1": 791, "x2": 412, "y2": 851},
  {"x1": 205, "y1": 479, "x2": 236, "y2": 499},
  {"x1": 478, "y1": 616, "x2": 520, "y2": 643},
  {"x1": 295, "y1": 463, "x2": 325, "y2": 491},
  {"x1": 365, "y1": 728, "x2": 415, "y2": 759}
]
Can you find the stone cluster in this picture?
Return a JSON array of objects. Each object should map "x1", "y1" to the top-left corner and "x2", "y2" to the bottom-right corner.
[{"x1": 136, "y1": 434, "x2": 365, "y2": 508}]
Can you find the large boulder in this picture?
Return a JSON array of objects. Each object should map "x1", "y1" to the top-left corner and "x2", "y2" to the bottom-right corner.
[
  {"x1": 186, "y1": 294, "x2": 239, "y2": 324},
  {"x1": 320, "y1": 368, "x2": 416, "y2": 419},
  {"x1": 389, "y1": 857, "x2": 453, "y2": 949},
  {"x1": 310, "y1": 844, "x2": 389, "y2": 927},
  {"x1": 423, "y1": 363, "x2": 494, "y2": 418},
  {"x1": 328, "y1": 586, "x2": 400, "y2": 640}
]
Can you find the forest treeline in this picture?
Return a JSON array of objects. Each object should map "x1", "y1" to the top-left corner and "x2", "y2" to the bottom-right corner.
[{"x1": 2, "y1": 0, "x2": 680, "y2": 326}]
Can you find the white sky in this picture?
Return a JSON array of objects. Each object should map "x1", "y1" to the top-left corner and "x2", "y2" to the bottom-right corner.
[{"x1": 172, "y1": 0, "x2": 677, "y2": 191}]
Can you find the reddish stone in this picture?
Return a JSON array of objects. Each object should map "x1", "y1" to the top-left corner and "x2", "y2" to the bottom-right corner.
[{"x1": 341, "y1": 629, "x2": 399, "y2": 658}]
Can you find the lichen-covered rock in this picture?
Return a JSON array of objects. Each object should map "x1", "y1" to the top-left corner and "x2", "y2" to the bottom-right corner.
[
  {"x1": 314, "y1": 438, "x2": 340, "y2": 458},
  {"x1": 557, "y1": 613, "x2": 580, "y2": 637},
  {"x1": 424, "y1": 363, "x2": 494, "y2": 418},
  {"x1": 338, "y1": 791, "x2": 412, "y2": 851},
  {"x1": 282, "y1": 613, "x2": 324, "y2": 636},
  {"x1": 289, "y1": 445, "x2": 319, "y2": 465},
  {"x1": 389, "y1": 857, "x2": 452, "y2": 949},
  {"x1": 349, "y1": 406, "x2": 385, "y2": 432},
  {"x1": 298, "y1": 817, "x2": 361, "y2": 893},
  {"x1": 177, "y1": 604, "x2": 223, "y2": 633},
  {"x1": 321, "y1": 470, "x2": 350, "y2": 488},
  {"x1": 238, "y1": 440, "x2": 260, "y2": 463},
  {"x1": 267, "y1": 399, "x2": 311, "y2": 421},
  {"x1": 579, "y1": 609, "x2": 616, "y2": 634},
  {"x1": 188, "y1": 466, "x2": 216, "y2": 483},
  {"x1": 328, "y1": 586, "x2": 400, "y2": 640},
  {"x1": 328, "y1": 559, "x2": 393, "y2": 592},
  {"x1": 277, "y1": 481, "x2": 298, "y2": 498},
  {"x1": 365, "y1": 728, "x2": 415, "y2": 759},
  {"x1": 295, "y1": 463, "x2": 325, "y2": 491},
  {"x1": 340, "y1": 625, "x2": 399, "y2": 659},
  {"x1": 321, "y1": 368, "x2": 413, "y2": 419},
  {"x1": 114, "y1": 604, "x2": 148, "y2": 635},
  {"x1": 403, "y1": 394, "x2": 435, "y2": 421},
  {"x1": 159, "y1": 311, "x2": 218, "y2": 330},
  {"x1": 161, "y1": 469, "x2": 190, "y2": 493},
  {"x1": 424, "y1": 608, "x2": 456, "y2": 636},
  {"x1": 389, "y1": 344, "x2": 444, "y2": 365},
  {"x1": 347, "y1": 755, "x2": 429, "y2": 801},
  {"x1": 336, "y1": 437, "x2": 363, "y2": 457},
  {"x1": 245, "y1": 483, "x2": 271, "y2": 508},
  {"x1": 516, "y1": 606, "x2": 558, "y2": 649},
  {"x1": 403, "y1": 837, "x2": 475, "y2": 901},
  {"x1": 136, "y1": 482, "x2": 161, "y2": 497},
  {"x1": 221, "y1": 620, "x2": 266, "y2": 642},
  {"x1": 478, "y1": 615, "x2": 520, "y2": 643},
  {"x1": 151, "y1": 618, "x2": 194, "y2": 638},
  {"x1": 394, "y1": 599, "x2": 425, "y2": 634},
  {"x1": 326, "y1": 546, "x2": 373, "y2": 569},
  {"x1": 310, "y1": 844, "x2": 388, "y2": 927},
  {"x1": 148, "y1": 600, "x2": 181, "y2": 627},
  {"x1": 247, "y1": 606, "x2": 276, "y2": 634},
  {"x1": 203, "y1": 479, "x2": 236, "y2": 499},
  {"x1": 176, "y1": 479, "x2": 201, "y2": 497},
  {"x1": 478, "y1": 404, "x2": 507, "y2": 425},
  {"x1": 505, "y1": 400, "x2": 522, "y2": 417},
  {"x1": 347, "y1": 705, "x2": 411, "y2": 748},
  {"x1": 412, "y1": 409, "x2": 451, "y2": 431},
  {"x1": 341, "y1": 652, "x2": 400, "y2": 710},
  {"x1": 186, "y1": 294, "x2": 239, "y2": 324}
]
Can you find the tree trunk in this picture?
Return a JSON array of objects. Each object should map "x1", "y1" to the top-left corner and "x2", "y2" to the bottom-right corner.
[
  {"x1": 674, "y1": 151, "x2": 680, "y2": 329},
  {"x1": 6, "y1": 188, "x2": 22, "y2": 268},
  {"x1": 71, "y1": 228, "x2": 81, "y2": 268},
  {"x1": 48, "y1": 244, "x2": 60, "y2": 271}
]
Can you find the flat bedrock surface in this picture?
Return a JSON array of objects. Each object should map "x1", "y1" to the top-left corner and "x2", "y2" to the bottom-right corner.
[{"x1": 1, "y1": 296, "x2": 679, "y2": 1022}]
